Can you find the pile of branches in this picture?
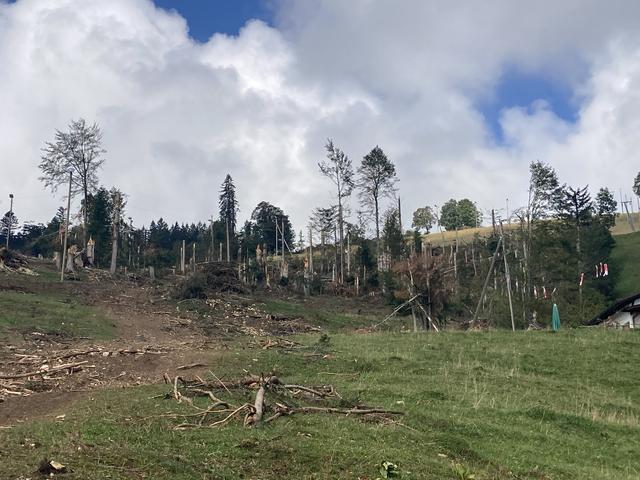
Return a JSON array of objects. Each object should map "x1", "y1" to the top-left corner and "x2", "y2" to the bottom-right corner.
[
  {"x1": 160, "y1": 373, "x2": 402, "y2": 429},
  {"x1": 0, "y1": 247, "x2": 34, "y2": 274},
  {"x1": 0, "y1": 346, "x2": 170, "y2": 401},
  {"x1": 0, "y1": 360, "x2": 89, "y2": 401},
  {"x1": 200, "y1": 262, "x2": 245, "y2": 293},
  {"x1": 173, "y1": 263, "x2": 246, "y2": 299}
]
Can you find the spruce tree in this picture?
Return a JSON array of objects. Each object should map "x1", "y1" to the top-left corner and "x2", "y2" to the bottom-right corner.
[{"x1": 219, "y1": 174, "x2": 239, "y2": 235}]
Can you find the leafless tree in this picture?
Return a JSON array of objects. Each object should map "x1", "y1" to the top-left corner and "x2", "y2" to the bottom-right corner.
[
  {"x1": 319, "y1": 140, "x2": 354, "y2": 283},
  {"x1": 40, "y1": 119, "x2": 106, "y2": 245}
]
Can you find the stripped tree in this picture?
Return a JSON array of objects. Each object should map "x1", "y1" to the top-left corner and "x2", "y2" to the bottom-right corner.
[{"x1": 319, "y1": 140, "x2": 354, "y2": 283}]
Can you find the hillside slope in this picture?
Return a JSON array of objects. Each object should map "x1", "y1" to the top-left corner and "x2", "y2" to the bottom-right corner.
[
  {"x1": 611, "y1": 230, "x2": 640, "y2": 298},
  {"x1": 422, "y1": 212, "x2": 640, "y2": 247}
]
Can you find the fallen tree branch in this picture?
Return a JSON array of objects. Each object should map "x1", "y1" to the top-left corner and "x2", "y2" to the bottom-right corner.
[
  {"x1": 266, "y1": 405, "x2": 404, "y2": 422},
  {"x1": 244, "y1": 384, "x2": 266, "y2": 427},
  {"x1": 0, "y1": 361, "x2": 89, "y2": 380},
  {"x1": 176, "y1": 363, "x2": 207, "y2": 371}
]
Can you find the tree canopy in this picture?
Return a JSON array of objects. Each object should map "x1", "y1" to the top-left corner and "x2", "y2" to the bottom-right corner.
[
  {"x1": 439, "y1": 199, "x2": 481, "y2": 231},
  {"x1": 39, "y1": 118, "x2": 106, "y2": 244},
  {"x1": 411, "y1": 206, "x2": 435, "y2": 233}
]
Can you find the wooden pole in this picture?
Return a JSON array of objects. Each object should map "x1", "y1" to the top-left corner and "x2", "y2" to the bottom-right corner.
[
  {"x1": 5, "y1": 194, "x2": 13, "y2": 250},
  {"x1": 500, "y1": 221, "x2": 515, "y2": 331},
  {"x1": 472, "y1": 235, "x2": 503, "y2": 323},
  {"x1": 346, "y1": 231, "x2": 351, "y2": 276},
  {"x1": 274, "y1": 220, "x2": 278, "y2": 257},
  {"x1": 308, "y1": 226, "x2": 313, "y2": 273},
  {"x1": 109, "y1": 191, "x2": 121, "y2": 275},
  {"x1": 60, "y1": 172, "x2": 72, "y2": 282},
  {"x1": 181, "y1": 240, "x2": 186, "y2": 274},
  {"x1": 209, "y1": 216, "x2": 215, "y2": 261}
]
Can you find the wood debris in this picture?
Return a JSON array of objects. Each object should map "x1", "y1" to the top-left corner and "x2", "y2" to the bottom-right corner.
[{"x1": 159, "y1": 372, "x2": 402, "y2": 429}]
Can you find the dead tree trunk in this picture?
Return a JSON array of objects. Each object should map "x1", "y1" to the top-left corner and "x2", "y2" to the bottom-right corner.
[{"x1": 109, "y1": 192, "x2": 121, "y2": 274}]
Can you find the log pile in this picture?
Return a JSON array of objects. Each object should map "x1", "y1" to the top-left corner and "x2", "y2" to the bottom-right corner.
[{"x1": 160, "y1": 372, "x2": 403, "y2": 429}]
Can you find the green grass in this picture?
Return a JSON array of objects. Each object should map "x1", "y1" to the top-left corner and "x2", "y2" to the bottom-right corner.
[
  {"x1": 261, "y1": 298, "x2": 379, "y2": 331},
  {"x1": 0, "y1": 290, "x2": 115, "y2": 339},
  {"x1": 611, "y1": 231, "x2": 640, "y2": 298},
  {"x1": 2, "y1": 329, "x2": 639, "y2": 479},
  {"x1": 421, "y1": 213, "x2": 640, "y2": 247}
]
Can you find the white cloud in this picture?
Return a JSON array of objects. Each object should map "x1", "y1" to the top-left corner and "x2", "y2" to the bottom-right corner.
[{"x1": 1, "y1": 0, "x2": 640, "y2": 232}]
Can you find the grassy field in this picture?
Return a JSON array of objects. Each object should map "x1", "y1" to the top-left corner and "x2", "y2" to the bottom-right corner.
[
  {"x1": 0, "y1": 289, "x2": 114, "y2": 339},
  {"x1": 261, "y1": 297, "x2": 385, "y2": 331},
  {"x1": 2, "y1": 329, "x2": 639, "y2": 479},
  {"x1": 422, "y1": 213, "x2": 640, "y2": 247},
  {"x1": 611, "y1": 230, "x2": 640, "y2": 298}
]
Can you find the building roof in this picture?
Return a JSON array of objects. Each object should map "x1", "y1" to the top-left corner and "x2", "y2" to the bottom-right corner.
[{"x1": 588, "y1": 292, "x2": 640, "y2": 326}]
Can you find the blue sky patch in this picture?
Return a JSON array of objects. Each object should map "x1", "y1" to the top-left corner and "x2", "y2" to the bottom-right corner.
[
  {"x1": 153, "y1": 0, "x2": 273, "y2": 41},
  {"x1": 479, "y1": 68, "x2": 579, "y2": 142}
]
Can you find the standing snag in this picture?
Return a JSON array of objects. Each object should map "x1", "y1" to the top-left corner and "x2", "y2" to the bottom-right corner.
[{"x1": 319, "y1": 139, "x2": 354, "y2": 284}]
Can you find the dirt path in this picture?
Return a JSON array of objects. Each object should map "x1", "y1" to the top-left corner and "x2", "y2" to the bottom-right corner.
[{"x1": 0, "y1": 270, "x2": 316, "y2": 426}]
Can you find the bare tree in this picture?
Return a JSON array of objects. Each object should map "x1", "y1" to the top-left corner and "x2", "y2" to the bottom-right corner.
[
  {"x1": 40, "y1": 119, "x2": 106, "y2": 245},
  {"x1": 357, "y1": 146, "x2": 397, "y2": 256},
  {"x1": 319, "y1": 140, "x2": 354, "y2": 283}
]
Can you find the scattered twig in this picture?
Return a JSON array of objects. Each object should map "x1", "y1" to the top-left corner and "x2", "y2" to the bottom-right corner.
[{"x1": 176, "y1": 363, "x2": 207, "y2": 371}]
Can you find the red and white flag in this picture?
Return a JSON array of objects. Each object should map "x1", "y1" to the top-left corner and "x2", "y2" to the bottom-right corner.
[
  {"x1": 603, "y1": 263, "x2": 609, "y2": 276},
  {"x1": 579, "y1": 273, "x2": 585, "y2": 286}
]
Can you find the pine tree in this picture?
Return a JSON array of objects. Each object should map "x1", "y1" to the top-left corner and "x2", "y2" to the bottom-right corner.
[
  {"x1": 382, "y1": 209, "x2": 404, "y2": 258},
  {"x1": 250, "y1": 201, "x2": 294, "y2": 252},
  {"x1": 633, "y1": 171, "x2": 640, "y2": 198},
  {"x1": 357, "y1": 146, "x2": 397, "y2": 256},
  {"x1": 219, "y1": 174, "x2": 239, "y2": 235},
  {"x1": 86, "y1": 188, "x2": 112, "y2": 266},
  {"x1": 595, "y1": 187, "x2": 617, "y2": 228}
]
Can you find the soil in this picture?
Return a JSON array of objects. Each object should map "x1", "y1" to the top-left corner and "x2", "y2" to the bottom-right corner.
[{"x1": 0, "y1": 260, "x2": 320, "y2": 426}]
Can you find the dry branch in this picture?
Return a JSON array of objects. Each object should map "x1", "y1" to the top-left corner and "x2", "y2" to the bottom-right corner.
[{"x1": 0, "y1": 361, "x2": 89, "y2": 380}]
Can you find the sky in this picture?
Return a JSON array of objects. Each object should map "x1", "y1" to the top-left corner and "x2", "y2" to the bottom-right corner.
[{"x1": 1, "y1": 0, "x2": 640, "y2": 233}]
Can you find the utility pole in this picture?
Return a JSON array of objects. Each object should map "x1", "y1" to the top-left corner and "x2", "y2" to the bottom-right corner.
[
  {"x1": 506, "y1": 198, "x2": 510, "y2": 224},
  {"x1": 308, "y1": 225, "x2": 313, "y2": 273},
  {"x1": 109, "y1": 191, "x2": 121, "y2": 274},
  {"x1": 274, "y1": 220, "x2": 278, "y2": 257},
  {"x1": 500, "y1": 221, "x2": 515, "y2": 331},
  {"x1": 60, "y1": 172, "x2": 72, "y2": 282},
  {"x1": 491, "y1": 209, "x2": 496, "y2": 235},
  {"x1": 346, "y1": 231, "x2": 351, "y2": 276},
  {"x1": 5, "y1": 193, "x2": 13, "y2": 250},
  {"x1": 181, "y1": 240, "x2": 186, "y2": 273},
  {"x1": 473, "y1": 235, "x2": 503, "y2": 323},
  {"x1": 209, "y1": 216, "x2": 215, "y2": 261},
  {"x1": 623, "y1": 198, "x2": 636, "y2": 232}
]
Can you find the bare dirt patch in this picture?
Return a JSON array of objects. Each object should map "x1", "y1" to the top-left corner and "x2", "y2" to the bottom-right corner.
[{"x1": 0, "y1": 265, "x2": 319, "y2": 424}]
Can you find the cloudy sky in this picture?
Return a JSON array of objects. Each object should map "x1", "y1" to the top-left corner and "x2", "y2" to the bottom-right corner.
[{"x1": 1, "y1": 0, "x2": 640, "y2": 232}]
